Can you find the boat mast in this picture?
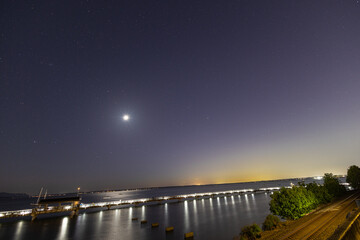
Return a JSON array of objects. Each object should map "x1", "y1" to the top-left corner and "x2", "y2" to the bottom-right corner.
[{"x1": 36, "y1": 187, "x2": 43, "y2": 204}]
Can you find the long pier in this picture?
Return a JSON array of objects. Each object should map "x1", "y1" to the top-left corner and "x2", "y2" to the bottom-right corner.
[{"x1": 0, "y1": 187, "x2": 283, "y2": 221}]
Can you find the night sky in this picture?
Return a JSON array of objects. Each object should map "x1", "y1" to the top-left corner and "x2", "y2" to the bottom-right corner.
[{"x1": 1, "y1": 1, "x2": 360, "y2": 194}]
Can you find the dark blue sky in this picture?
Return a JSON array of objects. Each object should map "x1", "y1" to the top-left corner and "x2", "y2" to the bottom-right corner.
[{"x1": 1, "y1": 0, "x2": 360, "y2": 193}]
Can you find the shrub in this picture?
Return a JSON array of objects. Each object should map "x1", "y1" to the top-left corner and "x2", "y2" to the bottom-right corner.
[
  {"x1": 240, "y1": 223, "x2": 262, "y2": 240},
  {"x1": 262, "y1": 214, "x2": 281, "y2": 231}
]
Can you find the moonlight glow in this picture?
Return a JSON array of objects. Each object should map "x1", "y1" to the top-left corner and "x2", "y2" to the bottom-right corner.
[{"x1": 122, "y1": 114, "x2": 130, "y2": 121}]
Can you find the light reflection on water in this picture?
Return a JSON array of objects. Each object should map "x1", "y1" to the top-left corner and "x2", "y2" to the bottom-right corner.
[
  {"x1": 57, "y1": 217, "x2": 68, "y2": 240},
  {"x1": 230, "y1": 196, "x2": 237, "y2": 223},
  {"x1": 164, "y1": 203, "x2": 168, "y2": 226},
  {"x1": 200, "y1": 199, "x2": 206, "y2": 224},
  {"x1": 1, "y1": 193, "x2": 272, "y2": 240},
  {"x1": 192, "y1": 200, "x2": 198, "y2": 228},
  {"x1": 208, "y1": 197, "x2": 214, "y2": 223},
  {"x1": 129, "y1": 207, "x2": 133, "y2": 219},
  {"x1": 96, "y1": 210, "x2": 103, "y2": 236},
  {"x1": 14, "y1": 221, "x2": 23, "y2": 240},
  {"x1": 74, "y1": 213, "x2": 85, "y2": 238},
  {"x1": 184, "y1": 200, "x2": 189, "y2": 231},
  {"x1": 141, "y1": 205, "x2": 145, "y2": 220}
]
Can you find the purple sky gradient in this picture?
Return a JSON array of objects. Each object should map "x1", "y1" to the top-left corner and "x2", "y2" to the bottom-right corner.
[{"x1": 1, "y1": 0, "x2": 360, "y2": 193}]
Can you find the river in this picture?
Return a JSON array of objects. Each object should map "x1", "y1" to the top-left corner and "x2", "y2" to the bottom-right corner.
[{"x1": 0, "y1": 177, "x2": 332, "y2": 240}]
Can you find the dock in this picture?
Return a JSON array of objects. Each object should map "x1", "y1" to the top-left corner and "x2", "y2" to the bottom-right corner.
[{"x1": 0, "y1": 187, "x2": 282, "y2": 221}]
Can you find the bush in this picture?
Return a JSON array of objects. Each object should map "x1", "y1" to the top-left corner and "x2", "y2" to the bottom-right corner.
[
  {"x1": 262, "y1": 214, "x2": 281, "y2": 231},
  {"x1": 347, "y1": 165, "x2": 360, "y2": 189},
  {"x1": 306, "y1": 182, "x2": 332, "y2": 204},
  {"x1": 240, "y1": 223, "x2": 262, "y2": 240},
  {"x1": 323, "y1": 173, "x2": 346, "y2": 198},
  {"x1": 269, "y1": 186, "x2": 318, "y2": 220}
]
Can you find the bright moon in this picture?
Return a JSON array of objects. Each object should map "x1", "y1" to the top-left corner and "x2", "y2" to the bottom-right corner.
[{"x1": 122, "y1": 114, "x2": 130, "y2": 121}]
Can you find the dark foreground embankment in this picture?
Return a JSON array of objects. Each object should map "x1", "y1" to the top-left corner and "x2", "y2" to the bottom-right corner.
[{"x1": 342, "y1": 212, "x2": 360, "y2": 240}]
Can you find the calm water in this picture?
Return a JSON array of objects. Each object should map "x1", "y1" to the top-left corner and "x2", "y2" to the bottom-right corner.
[{"x1": 0, "y1": 178, "x2": 331, "y2": 240}]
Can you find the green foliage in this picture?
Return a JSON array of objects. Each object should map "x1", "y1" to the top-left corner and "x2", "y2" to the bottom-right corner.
[
  {"x1": 298, "y1": 181, "x2": 306, "y2": 187},
  {"x1": 269, "y1": 186, "x2": 318, "y2": 220},
  {"x1": 323, "y1": 173, "x2": 346, "y2": 198},
  {"x1": 269, "y1": 172, "x2": 348, "y2": 221},
  {"x1": 346, "y1": 165, "x2": 360, "y2": 189},
  {"x1": 262, "y1": 214, "x2": 281, "y2": 231},
  {"x1": 240, "y1": 224, "x2": 262, "y2": 240},
  {"x1": 306, "y1": 182, "x2": 332, "y2": 204}
]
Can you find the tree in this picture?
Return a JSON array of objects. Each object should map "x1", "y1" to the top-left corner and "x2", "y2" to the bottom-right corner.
[
  {"x1": 346, "y1": 165, "x2": 360, "y2": 189},
  {"x1": 269, "y1": 186, "x2": 318, "y2": 220},
  {"x1": 306, "y1": 182, "x2": 332, "y2": 204},
  {"x1": 240, "y1": 224, "x2": 262, "y2": 240},
  {"x1": 323, "y1": 173, "x2": 346, "y2": 198},
  {"x1": 262, "y1": 214, "x2": 281, "y2": 231}
]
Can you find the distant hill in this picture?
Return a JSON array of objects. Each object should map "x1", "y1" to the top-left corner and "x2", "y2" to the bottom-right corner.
[{"x1": 0, "y1": 192, "x2": 29, "y2": 199}]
